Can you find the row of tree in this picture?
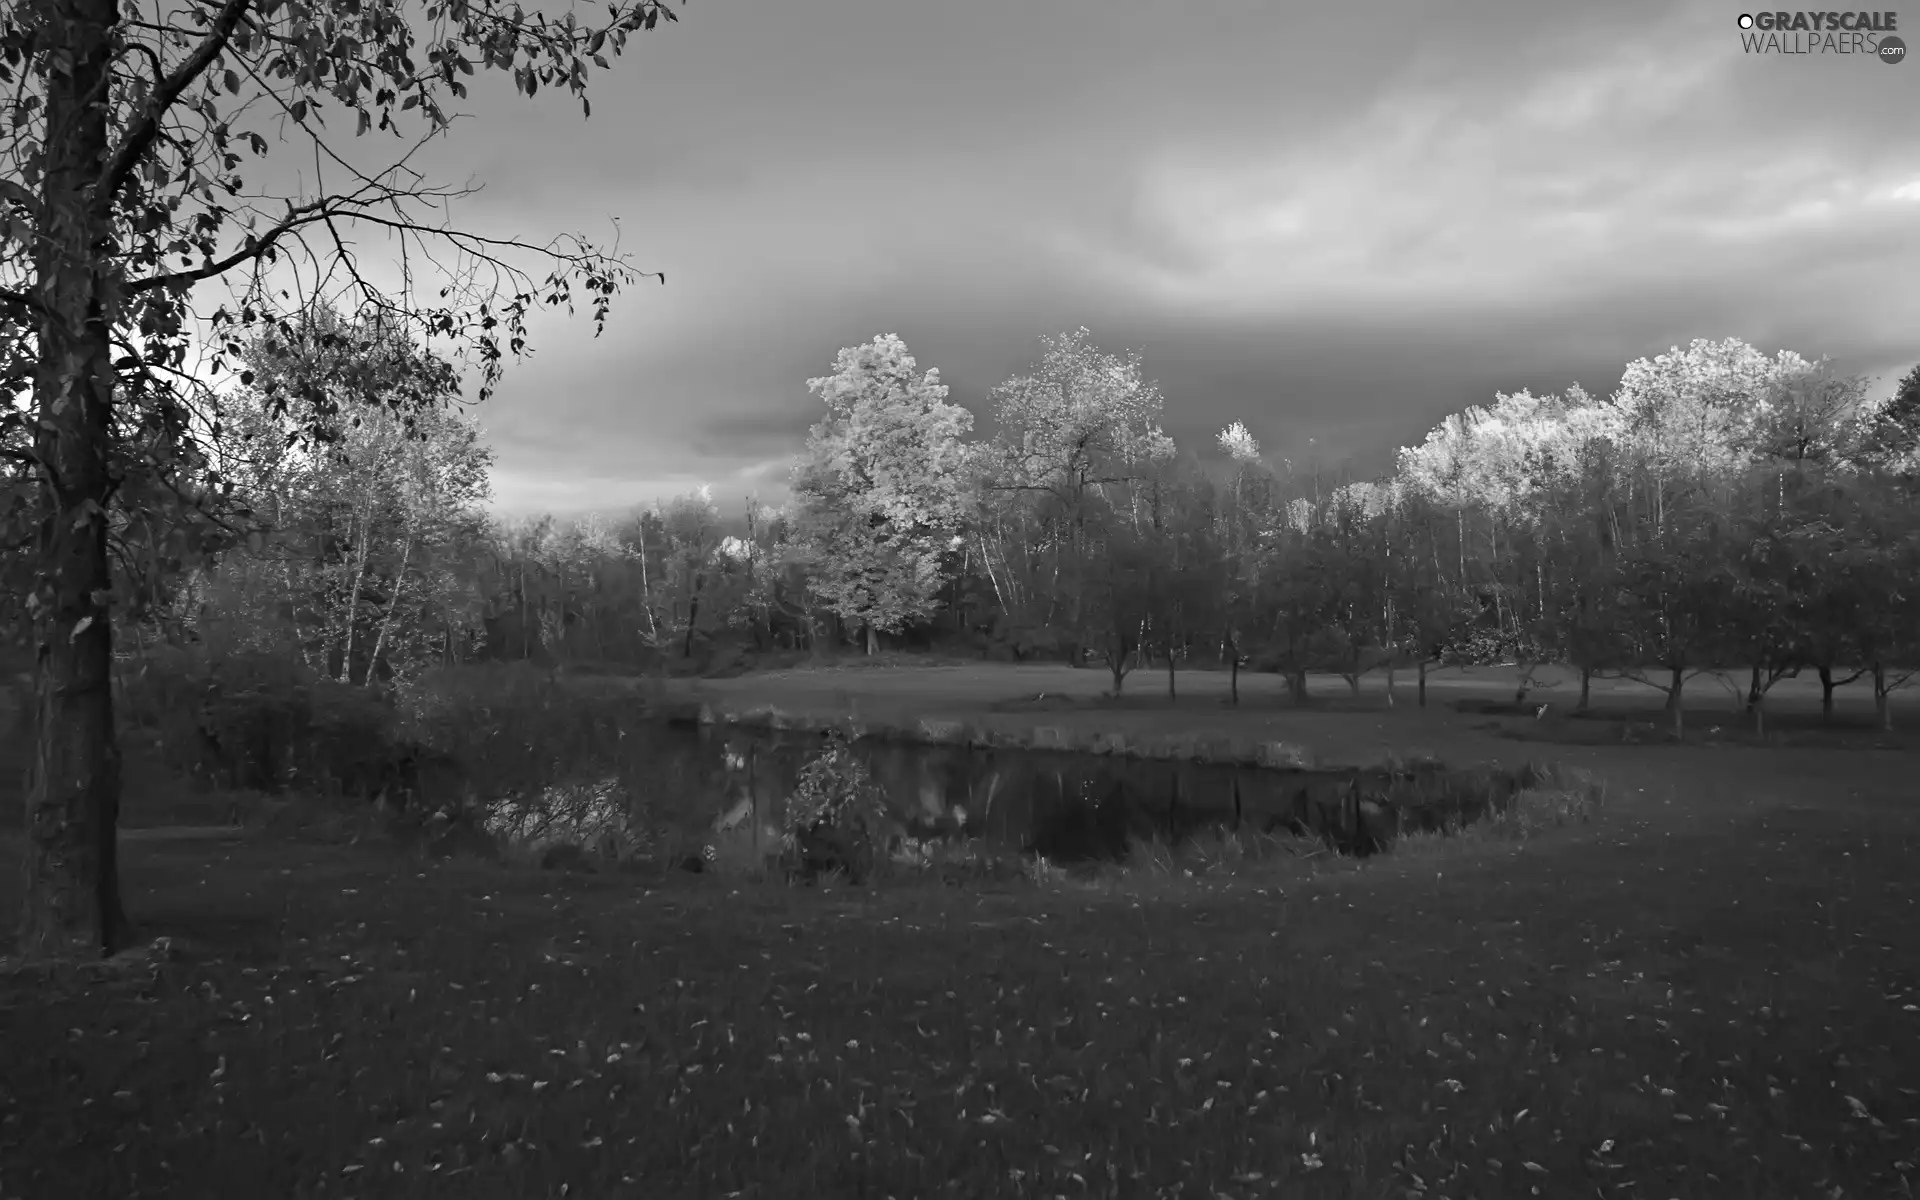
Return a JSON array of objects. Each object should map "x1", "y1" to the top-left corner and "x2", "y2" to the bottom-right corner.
[
  {"x1": 780, "y1": 330, "x2": 1920, "y2": 737},
  {"x1": 134, "y1": 323, "x2": 1920, "y2": 745}
]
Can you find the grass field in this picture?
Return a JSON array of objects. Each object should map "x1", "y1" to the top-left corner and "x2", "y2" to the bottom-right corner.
[
  {"x1": 2, "y1": 663, "x2": 1918, "y2": 1198},
  {"x1": 683, "y1": 659, "x2": 1912, "y2": 722},
  {"x1": 673, "y1": 661, "x2": 1914, "y2": 768}
]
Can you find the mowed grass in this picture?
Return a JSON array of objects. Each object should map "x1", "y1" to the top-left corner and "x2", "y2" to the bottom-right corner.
[
  {"x1": 672, "y1": 661, "x2": 1917, "y2": 771},
  {"x1": 2, "y1": 748, "x2": 1918, "y2": 1199}
]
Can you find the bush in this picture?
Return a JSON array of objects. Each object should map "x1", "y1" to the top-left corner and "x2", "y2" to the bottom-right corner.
[
  {"x1": 392, "y1": 663, "x2": 653, "y2": 801},
  {"x1": 1485, "y1": 762, "x2": 1606, "y2": 839},
  {"x1": 479, "y1": 775, "x2": 652, "y2": 869},
  {"x1": 119, "y1": 645, "x2": 397, "y2": 799},
  {"x1": 779, "y1": 731, "x2": 900, "y2": 884},
  {"x1": 119, "y1": 651, "x2": 701, "y2": 855}
]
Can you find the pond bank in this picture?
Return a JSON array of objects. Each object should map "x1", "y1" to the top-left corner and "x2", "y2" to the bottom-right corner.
[
  {"x1": 638, "y1": 664, "x2": 1562, "y2": 772},
  {"x1": 681, "y1": 698, "x2": 1342, "y2": 769},
  {"x1": 647, "y1": 690, "x2": 1524, "y2": 774}
]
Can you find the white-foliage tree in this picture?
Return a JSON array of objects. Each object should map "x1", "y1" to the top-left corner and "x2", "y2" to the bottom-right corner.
[
  {"x1": 1216, "y1": 420, "x2": 1261, "y2": 464},
  {"x1": 791, "y1": 335, "x2": 975, "y2": 654}
]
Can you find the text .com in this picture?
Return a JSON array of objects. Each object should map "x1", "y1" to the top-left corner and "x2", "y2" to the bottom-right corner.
[{"x1": 1737, "y1": 11, "x2": 1906, "y2": 60}]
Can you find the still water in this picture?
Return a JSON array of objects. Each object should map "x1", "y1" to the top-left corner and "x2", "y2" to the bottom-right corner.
[{"x1": 594, "y1": 721, "x2": 1524, "y2": 863}]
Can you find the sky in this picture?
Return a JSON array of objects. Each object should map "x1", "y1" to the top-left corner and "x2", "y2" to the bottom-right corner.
[{"x1": 396, "y1": 0, "x2": 1920, "y2": 517}]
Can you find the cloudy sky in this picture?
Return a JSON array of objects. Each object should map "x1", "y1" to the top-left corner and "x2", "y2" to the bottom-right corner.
[{"x1": 409, "y1": 0, "x2": 1919, "y2": 516}]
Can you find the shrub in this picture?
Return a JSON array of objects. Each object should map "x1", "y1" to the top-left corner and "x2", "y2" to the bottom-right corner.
[
  {"x1": 779, "y1": 731, "x2": 899, "y2": 884},
  {"x1": 118, "y1": 650, "x2": 722, "y2": 852},
  {"x1": 480, "y1": 775, "x2": 651, "y2": 868},
  {"x1": 391, "y1": 662, "x2": 662, "y2": 807},
  {"x1": 1485, "y1": 762, "x2": 1606, "y2": 839},
  {"x1": 119, "y1": 645, "x2": 395, "y2": 798}
]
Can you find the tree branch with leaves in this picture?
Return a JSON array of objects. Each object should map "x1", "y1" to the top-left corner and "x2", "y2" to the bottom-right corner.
[{"x1": 1, "y1": 0, "x2": 680, "y2": 960}]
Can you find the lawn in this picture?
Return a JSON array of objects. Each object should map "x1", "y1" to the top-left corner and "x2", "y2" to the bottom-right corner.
[
  {"x1": 2, "y1": 716, "x2": 1917, "y2": 1199},
  {"x1": 672, "y1": 660, "x2": 1915, "y2": 768}
]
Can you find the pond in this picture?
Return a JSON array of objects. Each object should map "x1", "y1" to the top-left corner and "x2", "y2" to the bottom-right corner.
[{"x1": 516, "y1": 719, "x2": 1537, "y2": 867}]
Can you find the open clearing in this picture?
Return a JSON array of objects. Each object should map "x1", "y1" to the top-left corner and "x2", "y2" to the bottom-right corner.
[{"x1": 2, "y1": 665, "x2": 1917, "y2": 1198}]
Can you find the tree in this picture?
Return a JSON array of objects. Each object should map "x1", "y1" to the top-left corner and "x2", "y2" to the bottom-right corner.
[
  {"x1": 790, "y1": 335, "x2": 975, "y2": 654},
  {"x1": 1080, "y1": 515, "x2": 1157, "y2": 695},
  {"x1": 1834, "y1": 473, "x2": 1920, "y2": 730},
  {"x1": 1248, "y1": 506, "x2": 1341, "y2": 707},
  {"x1": 1213, "y1": 421, "x2": 1270, "y2": 704},
  {"x1": 1381, "y1": 491, "x2": 1469, "y2": 708},
  {"x1": 982, "y1": 328, "x2": 1175, "y2": 662},
  {"x1": 2, "y1": 0, "x2": 679, "y2": 959},
  {"x1": 212, "y1": 316, "x2": 495, "y2": 682},
  {"x1": 1314, "y1": 481, "x2": 1393, "y2": 698},
  {"x1": 1863, "y1": 363, "x2": 1920, "y2": 468}
]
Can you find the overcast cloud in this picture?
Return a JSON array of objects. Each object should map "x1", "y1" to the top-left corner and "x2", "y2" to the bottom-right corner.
[{"x1": 410, "y1": 0, "x2": 1920, "y2": 516}]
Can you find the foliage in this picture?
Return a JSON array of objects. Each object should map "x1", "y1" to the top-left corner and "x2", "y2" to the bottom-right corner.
[
  {"x1": 195, "y1": 311, "x2": 497, "y2": 684},
  {"x1": 780, "y1": 730, "x2": 898, "y2": 882},
  {"x1": 119, "y1": 642, "x2": 407, "y2": 800},
  {"x1": 1485, "y1": 763, "x2": 1607, "y2": 840},
  {"x1": 479, "y1": 776, "x2": 648, "y2": 867},
  {"x1": 790, "y1": 335, "x2": 975, "y2": 651},
  {"x1": 3, "y1": 0, "x2": 682, "y2": 959}
]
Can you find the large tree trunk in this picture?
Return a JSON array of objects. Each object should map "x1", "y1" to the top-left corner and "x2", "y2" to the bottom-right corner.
[
  {"x1": 1229, "y1": 647, "x2": 1240, "y2": 706},
  {"x1": 1417, "y1": 658, "x2": 1427, "y2": 708},
  {"x1": 18, "y1": 0, "x2": 130, "y2": 960},
  {"x1": 865, "y1": 624, "x2": 878, "y2": 656},
  {"x1": 1818, "y1": 665, "x2": 1836, "y2": 725},
  {"x1": 1577, "y1": 665, "x2": 1592, "y2": 712},
  {"x1": 1165, "y1": 643, "x2": 1175, "y2": 701},
  {"x1": 1873, "y1": 662, "x2": 1893, "y2": 732}
]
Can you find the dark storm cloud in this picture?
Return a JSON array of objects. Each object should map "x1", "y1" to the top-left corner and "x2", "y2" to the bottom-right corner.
[{"x1": 420, "y1": 0, "x2": 1920, "y2": 514}]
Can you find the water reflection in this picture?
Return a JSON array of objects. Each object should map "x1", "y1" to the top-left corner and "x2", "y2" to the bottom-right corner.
[{"x1": 588, "y1": 723, "x2": 1526, "y2": 864}]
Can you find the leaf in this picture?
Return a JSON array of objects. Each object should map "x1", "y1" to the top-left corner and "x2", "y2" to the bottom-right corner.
[
  {"x1": 223, "y1": 68, "x2": 239, "y2": 93},
  {"x1": 69, "y1": 616, "x2": 92, "y2": 643}
]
